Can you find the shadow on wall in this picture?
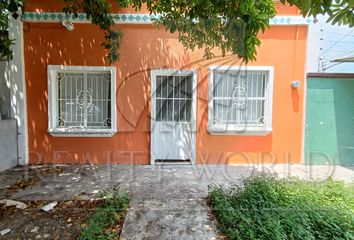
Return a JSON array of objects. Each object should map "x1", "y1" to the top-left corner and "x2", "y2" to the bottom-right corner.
[
  {"x1": 24, "y1": 21, "x2": 306, "y2": 165},
  {"x1": 0, "y1": 57, "x2": 18, "y2": 171},
  {"x1": 1, "y1": 18, "x2": 27, "y2": 169},
  {"x1": 0, "y1": 61, "x2": 11, "y2": 120},
  {"x1": 24, "y1": 21, "x2": 250, "y2": 164}
]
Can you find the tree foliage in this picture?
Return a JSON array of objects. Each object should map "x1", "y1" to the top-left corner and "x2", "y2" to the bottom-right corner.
[
  {"x1": 1, "y1": 0, "x2": 354, "y2": 63},
  {"x1": 284, "y1": 0, "x2": 354, "y2": 27},
  {"x1": 0, "y1": 0, "x2": 23, "y2": 60}
]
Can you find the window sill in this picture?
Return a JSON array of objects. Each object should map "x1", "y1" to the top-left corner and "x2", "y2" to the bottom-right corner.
[
  {"x1": 207, "y1": 126, "x2": 272, "y2": 136},
  {"x1": 48, "y1": 129, "x2": 117, "y2": 137}
]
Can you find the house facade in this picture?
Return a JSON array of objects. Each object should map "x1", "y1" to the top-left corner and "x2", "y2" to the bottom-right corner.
[{"x1": 13, "y1": 1, "x2": 309, "y2": 165}]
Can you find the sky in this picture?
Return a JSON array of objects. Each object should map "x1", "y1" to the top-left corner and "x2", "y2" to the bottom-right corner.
[{"x1": 308, "y1": 15, "x2": 354, "y2": 73}]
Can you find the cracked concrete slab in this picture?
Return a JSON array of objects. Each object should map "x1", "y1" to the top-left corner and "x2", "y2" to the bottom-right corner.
[{"x1": 121, "y1": 199, "x2": 216, "y2": 240}]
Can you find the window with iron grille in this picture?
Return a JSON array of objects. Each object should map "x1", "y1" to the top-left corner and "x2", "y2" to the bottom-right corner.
[
  {"x1": 208, "y1": 66, "x2": 273, "y2": 135},
  {"x1": 48, "y1": 66, "x2": 116, "y2": 136}
]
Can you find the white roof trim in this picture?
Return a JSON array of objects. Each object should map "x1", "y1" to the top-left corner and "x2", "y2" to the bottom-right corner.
[{"x1": 22, "y1": 12, "x2": 312, "y2": 26}]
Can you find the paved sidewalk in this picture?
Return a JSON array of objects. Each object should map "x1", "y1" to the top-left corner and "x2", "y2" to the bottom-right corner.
[{"x1": 0, "y1": 164, "x2": 353, "y2": 239}]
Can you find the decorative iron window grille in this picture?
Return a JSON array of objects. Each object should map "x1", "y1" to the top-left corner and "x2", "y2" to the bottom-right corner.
[
  {"x1": 208, "y1": 66, "x2": 273, "y2": 135},
  {"x1": 48, "y1": 66, "x2": 116, "y2": 136}
]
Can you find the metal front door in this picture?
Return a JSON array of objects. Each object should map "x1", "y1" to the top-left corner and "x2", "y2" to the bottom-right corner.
[{"x1": 151, "y1": 69, "x2": 196, "y2": 164}]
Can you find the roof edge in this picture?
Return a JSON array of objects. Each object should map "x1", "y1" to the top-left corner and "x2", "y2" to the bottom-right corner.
[{"x1": 307, "y1": 72, "x2": 354, "y2": 78}]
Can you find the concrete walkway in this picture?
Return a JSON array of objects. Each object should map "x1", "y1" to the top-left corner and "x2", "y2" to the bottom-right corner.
[{"x1": 0, "y1": 164, "x2": 353, "y2": 239}]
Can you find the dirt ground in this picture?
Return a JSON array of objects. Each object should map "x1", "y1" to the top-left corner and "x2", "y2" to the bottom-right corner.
[
  {"x1": 0, "y1": 199, "x2": 104, "y2": 240},
  {"x1": 0, "y1": 165, "x2": 125, "y2": 240}
]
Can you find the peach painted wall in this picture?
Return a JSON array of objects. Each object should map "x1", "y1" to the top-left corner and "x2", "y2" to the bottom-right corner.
[{"x1": 24, "y1": 2, "x2": 307, "y2": 164}]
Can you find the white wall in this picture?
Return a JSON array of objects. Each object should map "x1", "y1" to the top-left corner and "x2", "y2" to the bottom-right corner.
[
  {"x1": 306, "y1": 19, "x2": 322, "y2": 73},
  {"x1": 4, "y1": 16, "x2": 28, "y2": 165},
  {"x1": 0, "y1": 62, "x2": 11, "y2": 119},
  {"x1": 0, "y1": 119, "x2": 18, "y2": 171}
]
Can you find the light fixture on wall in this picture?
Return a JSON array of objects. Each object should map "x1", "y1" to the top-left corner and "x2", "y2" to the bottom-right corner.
[
  {"x1": 62, "y1": 20, "x2": 74, "y2": 31},
  {"x1": 291, "y1": 80, "x2": 301, "y2": 89}
]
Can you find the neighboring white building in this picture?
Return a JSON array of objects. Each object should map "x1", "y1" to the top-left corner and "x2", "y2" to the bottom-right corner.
[{"x1": 0, "y1": 16, "x2": 28, "y2": 171}]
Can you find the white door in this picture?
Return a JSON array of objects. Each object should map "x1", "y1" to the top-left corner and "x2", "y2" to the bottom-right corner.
[{"x1": 151, "y1": 69, "x2": 197, "y2": 164}]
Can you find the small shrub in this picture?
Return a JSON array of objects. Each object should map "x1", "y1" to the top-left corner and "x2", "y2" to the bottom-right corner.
[
  {"x1": 208, "y1": 173, "x2": 354, "y2": 240},
  {"x1": 79, "y1": 186, "x2": 129, "y2": 240}
]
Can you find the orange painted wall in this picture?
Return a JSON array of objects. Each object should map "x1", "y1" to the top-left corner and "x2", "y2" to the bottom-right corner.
[{"x1": 24, "y1": 2, "x2": 307, "y2": 165}]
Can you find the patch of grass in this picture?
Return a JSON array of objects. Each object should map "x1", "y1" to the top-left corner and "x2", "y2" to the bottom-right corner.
[
  {"x1": 78, "y1": 186, "x2": 129, "y2": 240},
  {"x1": 208, "y1": 173, "x2": 354, "y2": 240}
]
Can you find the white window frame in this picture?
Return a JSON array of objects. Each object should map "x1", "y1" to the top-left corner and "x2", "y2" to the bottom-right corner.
[
  {"x1": 47, "y1": 65, "x2": 117, "y2": 137},
  {"x1": 208, "y1": 65, "x2": 274, "y2": 136}
]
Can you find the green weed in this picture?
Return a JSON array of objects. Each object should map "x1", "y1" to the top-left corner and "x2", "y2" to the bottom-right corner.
[
  {"x1": 208, "y1": 173, "x2": 354, "y2": 240},
  {"x1": 78, "y1": 186, "x2": 129, "y2": 240}
]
